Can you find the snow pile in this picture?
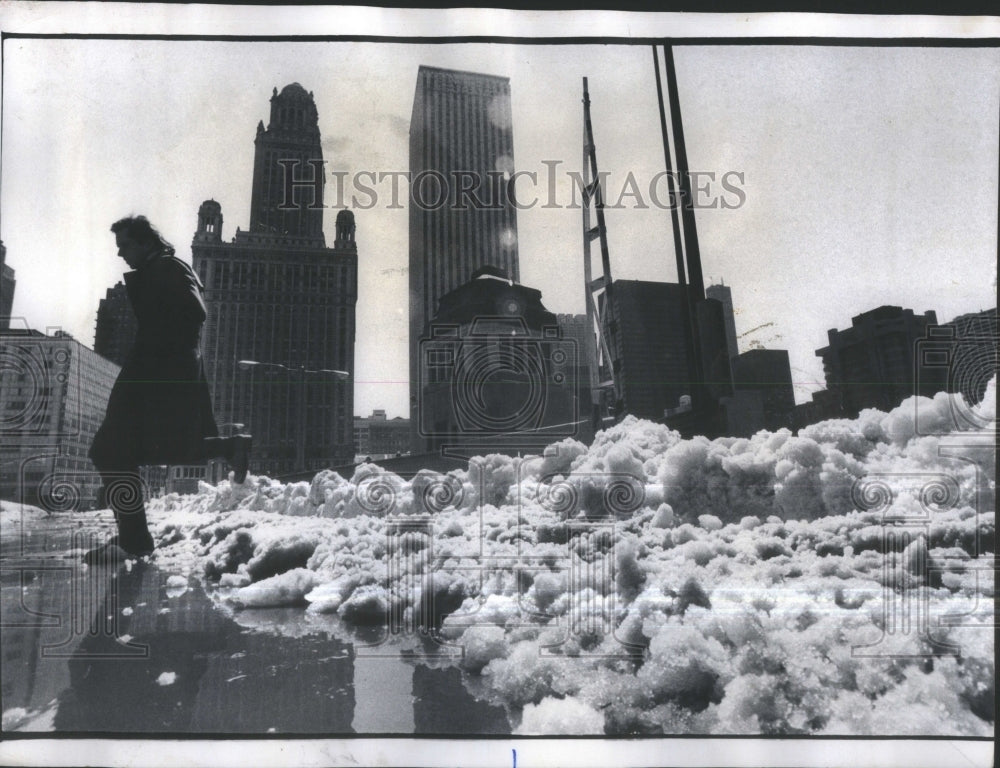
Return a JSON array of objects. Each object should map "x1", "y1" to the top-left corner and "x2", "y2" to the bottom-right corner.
[
  {"x1": 0, "y1": 500, "x2": 51, "y2": 527},
  {"x1": 141, "y1": 378, "x2": 996, "y2": 736}
]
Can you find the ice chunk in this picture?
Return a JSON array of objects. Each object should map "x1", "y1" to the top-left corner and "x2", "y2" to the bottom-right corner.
[
  {"x1": 228, "y1": 568, "x2": 319, "y2": 608},
  {"x1": 515, "y1": 695, "x2": 605, "y2": 735}
]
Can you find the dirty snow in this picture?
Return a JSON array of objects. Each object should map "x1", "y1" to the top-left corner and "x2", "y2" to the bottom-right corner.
[{"x1": 133, "y1": 379, "x2": 995, "y2": 735}]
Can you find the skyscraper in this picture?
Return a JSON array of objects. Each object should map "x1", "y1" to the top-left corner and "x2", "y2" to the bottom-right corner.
[
  {"x1": 93, "y1": 281, "x2": 136, "y2": 366},
  {"x1": 192, "y1": 84, "x2": 358, "y2": 477},
  {"x1": 409, "y1": 66, "x2": 521, "y2": 450}
]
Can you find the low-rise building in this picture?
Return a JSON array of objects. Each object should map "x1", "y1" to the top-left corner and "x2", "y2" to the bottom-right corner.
[{"x1": 354, "y1": 410, "x2": 410, "y2": 461}]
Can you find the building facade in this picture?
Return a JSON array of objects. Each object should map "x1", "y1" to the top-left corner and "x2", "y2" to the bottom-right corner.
[
  {"x1": 728, "y1": 348, "x2": 795, "y2": 433},
  {"x1": 354, "y1": 410, "x2": 411, "y2": 461},
  {"x1": 93, "y1": 281, "x2": 136, "y2": 367},
  {"x1": 409, "y1": 66, "x2": 521, "y2": 451},
  {"x1": 816, "y1": 305, "x2": 938, "y2": 418},
  {"x1": 192, "y1": 84, "x2": 358, "y2": 478},
  {"x1": 417, "y1": 270, "x2": 579, "y2": 450},
  {"x1": 600, "y1": 280, "x2": 732, "y2": 434},
  {"x1": 793, "y1": 388, "x2": 843, "y2": 430},
  {"x1": 0, "y1": 241, "x2": 15, "y2": 329},
  {"x1": 706, "y1": 282, "x2": 738, "y2": 361},
  {"x1": 938, "y1": 307, "x2": 998, "y2": 407},
  {"x1": 604, "y1": 280, "x2": 691, "y2": 422},
  {"x1": 0, "y1": 330, "x2": 120, "y2": 508}
]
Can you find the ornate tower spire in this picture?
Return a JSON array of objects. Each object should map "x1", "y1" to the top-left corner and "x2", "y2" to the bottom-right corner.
[{"x1": 248, "y1": 83, "x2": 326, "y2": 245}]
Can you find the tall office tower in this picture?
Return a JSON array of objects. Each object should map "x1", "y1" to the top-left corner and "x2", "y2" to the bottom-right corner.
[
  {"x1": 192, "y1": 84, "x2": 358, "y2": 477},
  {"x1": 93, "y1": 281, "x2": 136, "y2": 366},
  {"x1": 409, "y1": 66, "x2": 521, "y2": 451},
  {"x1": 817, "y1": 305, "x2": 938, "y2": 417},
  {"x1": 706, "y1": 282, "x2": 738, "y2": 360},
  {"x1": 0, "y1": 241, "x2": 15, "y2": 329}
]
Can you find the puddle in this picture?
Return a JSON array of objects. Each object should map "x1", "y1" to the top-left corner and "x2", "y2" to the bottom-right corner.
[{"x1": 1, "y1": 525, "x2": 511, "y2": 735}]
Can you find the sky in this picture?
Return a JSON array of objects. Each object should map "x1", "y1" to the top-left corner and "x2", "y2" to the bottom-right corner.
[{"x1": 1, "y1": 35, "x2": 997, "y2": 418}]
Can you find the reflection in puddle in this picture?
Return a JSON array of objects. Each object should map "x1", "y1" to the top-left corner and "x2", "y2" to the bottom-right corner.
[
  {"x1": 352, "y1": 655, "x2": 415, "y2": 733},
  {"x1": 1, "y1": 542, "x2": 511, "y2": 734}
]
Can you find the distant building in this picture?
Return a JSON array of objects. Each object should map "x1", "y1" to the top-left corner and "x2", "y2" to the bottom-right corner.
[
  {"x1": 409, "y1": 66, "x2": 521, "y2": 452},
  {"x1": 706, "y1": 282, "x2": 738, "y2": 360},
  {"x1": 556, "y1": 313, "x2": 591, "y2": 359},
  {"x1": 0, "y1": 329, "x2": 119, "y2": 508},
  {"x1": 935, "y1": 307, "x2": 998, "y2": 406},
  {"x1": 603, "y1": 280, "x2": 691, "y2": 422},
  {"x1": 555, "y1": 313, "x2": 595, "y2": 440},
  {"x1": 588, "y1": 279, "x2": 732, "y2": 435},
  {"x1": 728, "y1": 348, "x2": 795, "y2": 433},
  {"x1": 417, "y1": 269, "x2": 580, "y2": 450},
  {"x1": 165, "y1": 464, "x2": 208, "y2": 496},
  {"x1": 93, "y1": 281, "x2": 136, "y2": 366},
  {"x1": 816, "y1": 305, "x2": 938, "y2": 417},
  {"x1": 793, "y1": 388, "x2": 843, "y2": 430},
  {"x1": 192, "y1": 84, "x2": 358, "y2": 477},
  {"x1": 354, "y1": 410, "x2": 411, "y2": 461},
  {"x1": 0, "y1": 241, "x2": 14, "y2": 329}
]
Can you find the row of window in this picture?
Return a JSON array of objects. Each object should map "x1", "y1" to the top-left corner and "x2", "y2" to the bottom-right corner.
[{"x1": 201, "y1": 260, "x2": 354, "y2": 293}]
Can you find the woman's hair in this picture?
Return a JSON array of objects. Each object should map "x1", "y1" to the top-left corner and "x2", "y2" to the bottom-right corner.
[{"x1": 110, "y1": 215, "x2": 175, "y2": 255}]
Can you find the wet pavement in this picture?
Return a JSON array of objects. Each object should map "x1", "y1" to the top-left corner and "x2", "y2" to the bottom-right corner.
[{"x1": 1, "y1": 515, "x2": 511, "y2": 735}]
